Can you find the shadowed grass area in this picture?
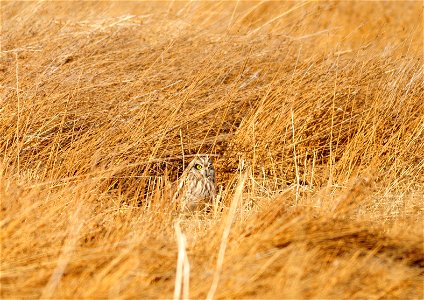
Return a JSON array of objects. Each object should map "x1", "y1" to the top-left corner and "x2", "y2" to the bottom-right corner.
[{"x1": 1, "y1": 1, "x2": 423, "y2": 299}]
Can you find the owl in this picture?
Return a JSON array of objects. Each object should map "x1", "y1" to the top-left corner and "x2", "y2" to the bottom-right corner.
[{"x1": 173, "y1": 155, "x2": 217, "y2": 211}]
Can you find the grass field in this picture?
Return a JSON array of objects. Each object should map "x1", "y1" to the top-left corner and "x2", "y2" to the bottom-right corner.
[{"x1": 1, "y1": 1, "x2": 423, "y2": 299}]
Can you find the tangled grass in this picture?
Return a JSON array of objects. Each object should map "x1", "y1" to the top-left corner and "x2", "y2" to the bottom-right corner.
[{"x1": 1, "y1": 1, "x2": 423, "y2": 299}]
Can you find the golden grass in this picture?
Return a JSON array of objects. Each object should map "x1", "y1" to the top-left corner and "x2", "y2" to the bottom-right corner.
[{"x1": 1, "y1": 1, "x2": 423, "y2": 299}]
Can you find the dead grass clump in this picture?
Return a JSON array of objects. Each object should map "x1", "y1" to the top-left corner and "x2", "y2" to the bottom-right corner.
[{"x1": 1, "y1": 1, "x2": 423, "y2": 299}]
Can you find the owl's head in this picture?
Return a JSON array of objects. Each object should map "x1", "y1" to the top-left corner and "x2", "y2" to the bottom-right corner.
[{"x1": 187, "y1": 155, "x2": 215, "y2": 181}]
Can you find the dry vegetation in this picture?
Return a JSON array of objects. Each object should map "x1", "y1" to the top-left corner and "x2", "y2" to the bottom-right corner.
[{"x1": 1, "y1": 1, "x2": 423, "y2": 299}]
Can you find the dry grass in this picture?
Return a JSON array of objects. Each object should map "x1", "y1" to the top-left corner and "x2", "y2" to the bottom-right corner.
[{"x1": 1, "y1": 1, "x2": 423, "y2": 299}]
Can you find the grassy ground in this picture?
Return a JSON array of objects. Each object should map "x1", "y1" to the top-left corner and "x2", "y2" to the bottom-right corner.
[{"x1": 1, "y1": 1, "x2": 423, "y2": 299}]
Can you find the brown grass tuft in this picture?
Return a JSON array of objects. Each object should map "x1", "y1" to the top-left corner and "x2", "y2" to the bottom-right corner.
[{"x1": 1, "y1": 1, "x2": 423, "y2": 299}]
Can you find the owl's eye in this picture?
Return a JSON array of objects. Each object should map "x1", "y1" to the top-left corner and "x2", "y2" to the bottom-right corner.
[{"x1": 195, "y1": 164, "x2": 202, "y2": 170}]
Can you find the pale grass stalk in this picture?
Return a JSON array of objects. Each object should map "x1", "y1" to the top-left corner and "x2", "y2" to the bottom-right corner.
[
  {"x1": 179, "y1": 129, "x2": 185, "y2": 170},
  {"x1": 328, "y1": 59, "x2": 339, "y2": 187},
  {"x1": 41, "y1": 203, "x2": 83, "y2": 299},
  {"x1": 227, "y1": 0, "x2": 239, "y2": 30},
  {"x1": 14, "y1": 52, "x2": 20, "y2": 176},
  {"x1": 311, "y1": 150, "x2": 316, "y2": 189},
  {"x1": 249, "y1": 249, "x2": 285, "y2": 283},
  {"x1": 291, "y1": 109, "x2": 300, "y2": 203},
  {"x1": 249, "y1": 1, "x2": 310, "y2": 34},
  {"x1": 303, "y1": 150, "x2": 308, "y2": 186},
  {"x1": 174, "y1": 221, "x2": 190, "y2": 300},
  {"x1": 236, "y1": 1, "x2": 266, "y2": 26},
  {"x1": 206, "y1": 173, "x2": 246, "y2": 300},
  {"x1": 183, "y1": 245, "x2": 190, "y2": 300},
  {"x1": 251, "y1": 118, "x2": 256, "y2": 204}
]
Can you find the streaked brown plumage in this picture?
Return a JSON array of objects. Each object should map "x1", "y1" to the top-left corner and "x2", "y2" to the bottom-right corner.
[{"x1": 173, "y1": 155, "x2": 217, "y2": 211}]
